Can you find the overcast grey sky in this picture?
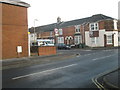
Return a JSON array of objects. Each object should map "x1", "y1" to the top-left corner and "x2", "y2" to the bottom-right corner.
[{"x1": 22, "y1": 0, "x2": 119, "y2": 28}]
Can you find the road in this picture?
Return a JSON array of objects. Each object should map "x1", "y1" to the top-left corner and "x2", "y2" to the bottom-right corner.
[{"x1": 2, "y1": 49, "x2": 118, "y2": 88}]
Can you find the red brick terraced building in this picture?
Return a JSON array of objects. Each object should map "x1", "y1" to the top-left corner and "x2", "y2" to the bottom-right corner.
[{"x1": 29, "y1": 14, "x2": 120, "y2": 48}]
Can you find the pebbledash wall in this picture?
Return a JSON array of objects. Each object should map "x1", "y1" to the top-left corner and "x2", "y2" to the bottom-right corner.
[{"x1": 1, "y1": 0, "x2": 30, "y2": 59}]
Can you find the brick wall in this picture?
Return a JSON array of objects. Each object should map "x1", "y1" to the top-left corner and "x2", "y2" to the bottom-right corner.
[
  {"x1": 40, "y1": 32, "x2": 50, "y2": 38},
  {"x1": 2, "y1": 3, "x2": 28, "y2": 59},
  {"x1": 39, "y1": 31, "x2": 55, "y2": 39},
  {"x1": 80, "y1": 25, "x2": 85, "y2": 43},
  {"x1": 104, "y1": 20, "x2": 114, "y2": 31},
  {"x1": 99, "y1": 21, "x2": 105, "y2": 30},
  {"x1": 84, "y1": 24, "x2": 89, "y2": 31},
  {"x1": 38, "y1": 46, "x2": 56, "y2": 56},
  {"x1": 118, "y1": 20, "x2": 120, "y2": 31},
  {"x1": 62, "y1": 26, "x2": 75, "y2": 44},
  {"x1": 63, "y1": 26, "x2": 75, "y2": 36}
]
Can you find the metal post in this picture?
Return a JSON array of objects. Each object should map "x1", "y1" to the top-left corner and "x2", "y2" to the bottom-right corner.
[
  {"x1": 33, "y1": 19, "x2": 38, "y2": 44},
  {"x1": 34, "y1": 20, "x2": 36, "y2": 43}
]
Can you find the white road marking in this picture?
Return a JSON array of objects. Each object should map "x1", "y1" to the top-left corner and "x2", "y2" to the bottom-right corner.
[
  {"x1": 92, "y1": 54, "x2": 115, "y2": 61},
  {"x1": 83, "y1": 53, "x2": 96, "y2": 56},
  {"x1": 81, "y1": 50, "x2": 92, "y2": 51},
  {"x1": 102, "y1": 50, "x2": 113, "y2": 52},
  {"x1": 12, "y1": 63, "x2": 78, "y2": 80}
]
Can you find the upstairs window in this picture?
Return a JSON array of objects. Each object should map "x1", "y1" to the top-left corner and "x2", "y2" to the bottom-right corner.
[
  {"x1": 90, "y1": 23, "x2": 99, "y2": 31},
  {"x1": 50, "y1": 31, "x2": 53, "y2": 37},
  {"x1": 75, "y1": 25, "x2": 80, "y2": 33},
  {"x1": 59, "y1": 29, "x2": 63, "y2": 35}
]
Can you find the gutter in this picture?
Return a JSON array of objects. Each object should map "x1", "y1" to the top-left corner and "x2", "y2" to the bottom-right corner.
[{"x1": 0, "y1": 0, "x2": 30, "y2": 7}]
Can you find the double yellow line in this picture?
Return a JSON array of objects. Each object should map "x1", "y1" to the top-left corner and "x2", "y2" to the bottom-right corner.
[
  {"x1": 92, "y1": 67, "x2": 119, "y2": 90},
  {"x1": 92, "y1": 76, "x2": 105, "y2": 90}
]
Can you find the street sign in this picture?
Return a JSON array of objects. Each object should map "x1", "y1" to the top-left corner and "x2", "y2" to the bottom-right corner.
[
  {"x1": 17, "y1": 46, "x2": 22, "y2": 53},
  {"x1": 54, "y1": 28, "x2": 59, "y2": 36},
  {"x1": 89, "y1": 31, "x2": 93, "y2": 37}
]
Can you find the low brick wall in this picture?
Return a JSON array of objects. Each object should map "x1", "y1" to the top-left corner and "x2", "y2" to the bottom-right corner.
[{"x1": 38, "y1": 46, "x2": 56, "y2": 56}]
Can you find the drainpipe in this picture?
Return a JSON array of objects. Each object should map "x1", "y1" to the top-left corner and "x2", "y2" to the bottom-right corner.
[{"x1": 28, "y1": 32, "x2": 31, "y2": 57}]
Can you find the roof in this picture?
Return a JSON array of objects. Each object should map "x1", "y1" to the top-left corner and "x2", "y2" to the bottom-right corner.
[
  {"x1": 29, "y1": 14, "x2": 114, "y2": 33},
  {"x1": 0, "y1": 0, "x2": 30, "y2": 7}
]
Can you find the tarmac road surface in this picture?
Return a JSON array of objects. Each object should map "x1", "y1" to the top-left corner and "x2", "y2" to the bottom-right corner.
[{"x1": 2, "y1": 49, "x2": 118, "y2": 88}]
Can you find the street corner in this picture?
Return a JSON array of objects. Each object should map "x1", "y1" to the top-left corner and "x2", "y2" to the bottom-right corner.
[
  {"x1": 92, "y1": 68, "x2": 120, "y2": 90},
  {"x1": 102, "y1": 69, "x2": 120, "y2": 89}
]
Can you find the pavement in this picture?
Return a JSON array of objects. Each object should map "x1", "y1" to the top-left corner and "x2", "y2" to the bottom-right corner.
[
  {"x1": 1, "y1": 50, "x2": 76, "y2": 70},
  {"x1": 102, "y1": 68, "x2": 120, "y2": 89},
  {"x1": 93, "y1": 67, "x2": 120, "y2": 89}
]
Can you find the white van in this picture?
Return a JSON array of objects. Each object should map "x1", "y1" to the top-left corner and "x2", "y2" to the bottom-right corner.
[{"x1": 37, "y1": 39, "x2": 54, "y2": 46}]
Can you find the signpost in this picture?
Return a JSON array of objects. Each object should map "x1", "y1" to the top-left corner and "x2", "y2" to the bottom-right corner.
[
  {"x1": 54, "y1": 28, "x2": 59, "y2": 36},
  {"x1": 17, "y1": 46, "x2": 22, "y2": 58},
  {"x1": 54, "y1": 28, "x2": 59, "y2": 44}
]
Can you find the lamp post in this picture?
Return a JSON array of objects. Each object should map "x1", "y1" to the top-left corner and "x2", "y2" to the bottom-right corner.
[{"x1": 33, "y1": 19, "x2": 38, "y2": 44}]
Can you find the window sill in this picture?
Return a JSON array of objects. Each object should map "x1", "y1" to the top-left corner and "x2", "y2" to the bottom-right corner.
[
  {"x1": 90, "y1": 30, "x2": 99, "y2": 31},
  {"x1": 107, "y1": 43, "x2": 113, "y2": 45}
]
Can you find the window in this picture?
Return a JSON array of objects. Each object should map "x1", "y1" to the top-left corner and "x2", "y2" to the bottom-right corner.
[
  {"x1": 107, "y1": 35, "x2": 112, "y2": 44},
  {"x1": 74, "y1": 36, "x2": 81, "y2": 44},
  {"x1": 118, "y1": 33, "x2": 120, "y2": 44},
  {"x1": 118, "y1": 37, "x2": 120, "y2": 42},
  {"x1": 59, "y1": 29, "x2": 63, "y2": 35},
  {"x1": 91, "y1": 37, "x2": 99, "y2": 44},
  {"x1": 90, "y1": 23, "x2": 99, "y2": 31},
  {"x1": 58, "y1": 37, "x2": 64, "y2": 43},
  {"x1": 31, "y1": 34, "x2": 33, "y2": 37},
  {"x1": 50, "y1": 32, "x2": 53, "y2": 37},
  {"x1": 75, "y1": 25, "x2": 80, "y2": 33},
  {"x1": 91, "y1": 37, "x2": 95, "y2": 44},
  {"x1": 118, "y1": 36, "x2": 120, "y2": 46}
]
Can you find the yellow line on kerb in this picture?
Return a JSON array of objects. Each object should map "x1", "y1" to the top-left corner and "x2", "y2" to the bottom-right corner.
[
  {"x1": 92, "y1": 67, "x2": 118, "y2": 90},
  {"x1": 92, "y1": 78, "x2": 102, "y2": 90}
]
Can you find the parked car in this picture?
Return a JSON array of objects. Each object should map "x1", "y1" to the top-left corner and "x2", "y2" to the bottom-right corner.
[
  {"x1": 56, "y1": 43, "x2": 71, "y2": 49},
  {"x1": 70, "y1": 44, "x2": 76, "y2": 48}
]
